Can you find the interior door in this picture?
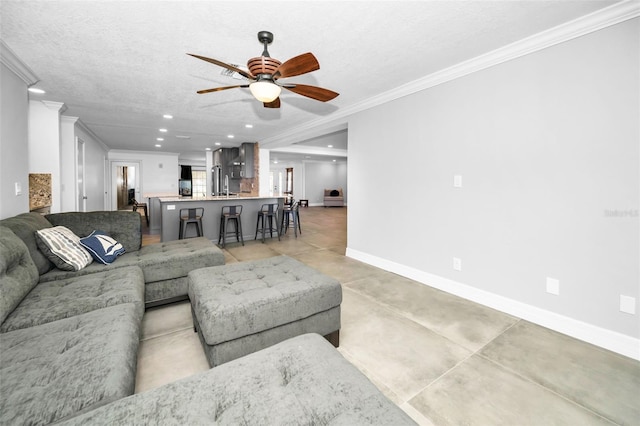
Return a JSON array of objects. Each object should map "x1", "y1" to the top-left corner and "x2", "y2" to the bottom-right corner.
[
  {"x1": 285, "y1": 167, "x2": 294, "y2": 203},
  {"x1": 76, "y1": 137, "x2": 86, "y2": 212},
  {"x1": 110, "y1": 161, "x2": 140, "y2": 211}
]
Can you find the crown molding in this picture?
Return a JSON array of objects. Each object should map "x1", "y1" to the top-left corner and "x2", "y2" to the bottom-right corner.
[
  {"x1": 0, "y1": 40, "x2": 39, "y2": 85},
  {"x1": 262, "y1": 0, "x2": 640, "y2": 147},
  {"x1": 61, "y1": 115, "x2": 111, "y2": 152},
  {"x1": 40, "y1": 100, "x2": 67, "y2": 114}
]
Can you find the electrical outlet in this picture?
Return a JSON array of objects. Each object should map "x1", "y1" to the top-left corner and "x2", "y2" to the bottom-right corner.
[
  {"x1": 453, "y1": 175, "x2": 462, "y2": 188},
  {"x1": 453, "y1": 257, "x2": 462, "y2": 271},
  {"x1": 546, "y1": 277, "x2": 560, "y2": 295},
  {"x1": 620, "y1": 295, "x2": 636, "y2": 315}
]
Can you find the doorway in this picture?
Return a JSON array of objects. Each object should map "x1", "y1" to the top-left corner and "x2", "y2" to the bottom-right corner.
[
  {"x1": 111, "y1": 161, "x2": 140, "y2": 211},
  {"x1": 284, "y1": 167, "x2": 293, "y2": 204},
  {"x1": 76, "y1": 137, "x2": 86, "y2": 212}
]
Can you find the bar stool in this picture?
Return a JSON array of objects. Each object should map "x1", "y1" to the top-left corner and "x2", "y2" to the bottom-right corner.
[
  {"x1": 179, "y1": 208, "x2": 204, "y2": 239},
  {"x1": 218, "y1": 205, "x2": 244, "y2": 248},
  {"x1": 255, "y1": 203, "x2": 280, "y2": 243},
  {"x1": 132, "y1": 198, "x2": 149, "y2": 226},
  {"x1": 281, "y1": 201, "x2": 301, "y2": 238}
]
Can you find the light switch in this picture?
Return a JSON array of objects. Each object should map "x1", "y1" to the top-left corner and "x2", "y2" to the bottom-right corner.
[
  {"x1": 14, "y1": 182, "x2": 22, "y2": 196},
  {"x1": 453, "y1": 175, "x2": 462, "y2": 188}
]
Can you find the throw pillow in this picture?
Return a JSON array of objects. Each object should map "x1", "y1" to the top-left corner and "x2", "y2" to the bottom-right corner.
[
  {"x1": 35, "y1": 226, "x2": 93, "y2": 271},
  {"x1": 79, "y1": 230, "x2": 126, "y2": 265},
  {"x1": 330, "y1": 189, "x2": 340, "y2": 196}
]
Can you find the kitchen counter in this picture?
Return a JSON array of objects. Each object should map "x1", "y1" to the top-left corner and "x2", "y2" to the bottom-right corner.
[{"x1": 158, "y1": 195, "x2": 285, "y2": 242}]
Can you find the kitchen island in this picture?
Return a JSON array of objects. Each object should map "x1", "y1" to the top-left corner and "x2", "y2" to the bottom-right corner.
[{"x1": 158, "y1": 195, "x2": 285, "y2": 242}]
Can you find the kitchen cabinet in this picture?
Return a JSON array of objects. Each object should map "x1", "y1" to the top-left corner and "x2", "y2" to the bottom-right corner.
[
  {"x1": 238, "y1": 143, "x2": 255, "y2": 178},
  {"x1": 214, "y1": 143, "x2": 255, "y2": 181}
]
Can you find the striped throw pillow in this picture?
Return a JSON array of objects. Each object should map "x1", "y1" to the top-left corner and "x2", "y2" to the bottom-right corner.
[{"x1": 35, "y1": 226, "x2": 93, "y2": 271}]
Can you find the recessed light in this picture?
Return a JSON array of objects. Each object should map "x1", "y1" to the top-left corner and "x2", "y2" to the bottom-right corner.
[
  {"x1": 273, "y1": 161, "x2": 278, "y2": 164},
  {"x1": 155, "y1": 144, "x2": 162, "y2": 148},
  {"x1": 163, "y1": 114, "x2": 173, "y2": 119},
  {"x1": 333, "y1": 159, "x2": 336, "y2": 162},
  {"x1": 327, "y1": 145, "x2": 333, "y2": 148},
  {"x1": 214, "y1": 142, "x2": 221, "y2": 146},
  {"x1": 205, "y1": 148, "x2": 211, "y2": 151},
  {"x1": 28, "y1": 87, "x2": 46, "y2": 94},
  {"x1": 245, "y1": 124, "x2": 253, "y2": 128},
  {"x1": 227, "y1": 134, "x2": 234, "y2": 139},
  {"x1": 156, "y1": 138, "x2": 164, "y2": 141},
  {"x1": 159, "y1": 128, "x2": 168, "y2": 133}
]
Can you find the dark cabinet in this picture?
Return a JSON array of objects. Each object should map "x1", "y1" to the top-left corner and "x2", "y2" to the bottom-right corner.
[
  {"x1": 221, "y1": 143, "x2": 254, "y2": 179},
  {"x1": 239, "y1": 143, "x2": 255, "y2": 178}
]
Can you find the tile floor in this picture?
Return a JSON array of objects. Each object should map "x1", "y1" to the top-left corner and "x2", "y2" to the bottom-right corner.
[{"x1": 136, "y1": 206, "x2": 640, "y2": 425}]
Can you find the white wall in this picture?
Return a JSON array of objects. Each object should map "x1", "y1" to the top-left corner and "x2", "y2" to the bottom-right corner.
[
  {"x1": 108, "y1": 150, "x2": 179, "y2": 208},
  {"x1": 0, "y1": 62, "x2": 29, "y2": 218},
  {"x1": 60, "y1": 116, "x2": 109, "y2": 212},
  {"x1": 304, "y1": 161, "x2": 347, "y2": 205},
  {"x1": 28, "y1": 100, "x2": 66, "y2": 213},
  {"x1": 347, "y1": 19, "x2": 639, "y2": 357},
  {"x1": 76, "y1": 123, "x2": 109, "y2": 211}
]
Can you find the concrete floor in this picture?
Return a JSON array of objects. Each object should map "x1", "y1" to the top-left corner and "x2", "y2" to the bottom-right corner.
[{"x1": 136, "y1": 206, "x2": 639, "y2": 425}]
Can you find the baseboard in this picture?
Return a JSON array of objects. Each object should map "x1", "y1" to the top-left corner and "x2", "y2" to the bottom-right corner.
[{"x1": 346, "y1": 247, "x2": 640, "y2": 361}]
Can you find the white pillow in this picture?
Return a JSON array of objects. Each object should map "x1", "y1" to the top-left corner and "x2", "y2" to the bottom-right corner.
[{"x1": 35, "y1": 226, "x2": 93, "y2": 271}]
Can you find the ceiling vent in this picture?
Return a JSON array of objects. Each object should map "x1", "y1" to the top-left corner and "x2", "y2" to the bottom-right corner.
[{"x1": 220, "y1": 65, "x2": 248, "y2": 80}]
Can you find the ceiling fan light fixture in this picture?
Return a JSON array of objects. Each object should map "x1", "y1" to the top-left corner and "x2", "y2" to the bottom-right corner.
[{"x1": 249, "y1": 80, "x2": 281, "y2": 103}]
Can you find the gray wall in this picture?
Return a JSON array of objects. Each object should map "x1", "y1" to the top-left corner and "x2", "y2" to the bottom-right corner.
[
  {"x1": 305, "y1": 162, "x2": 347, "y2": 205},
  {"x1": 347, "y1": 19, "x2": 639, "y2": 340},
  {"x1": 0, "y1": 62, "x2": 30, "y2": 218}
]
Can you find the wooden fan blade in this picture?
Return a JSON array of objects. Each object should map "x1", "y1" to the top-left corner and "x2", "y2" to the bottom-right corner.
[
  {"x1": 187, "y1": 53, "x2": 254, "y2": 80},
  {"x1": 263, "y1": 98, "x2": 281, "y2": 108},
  {"x1": 282, "y1": 84, "x2": 339, "y2": 102},
  {"x1": 273, "y1": 53, "x2": 319, "y2": 79},
  {"x1": 197, "y1": 85, "x2": 249, "y2": 94}
]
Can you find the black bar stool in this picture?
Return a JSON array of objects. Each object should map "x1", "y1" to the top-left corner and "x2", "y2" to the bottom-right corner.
[
  {"x1": 179, "y1": 208, "x2": 204, "y2": 239},
  {"x1": 132, "y1": 198, "x2": 149, "y2": 226},
  {"x1": 281, "y1": 201, "x2": 301, "y2": 238},
  {"x1": 255, "y1": 203, "x2": 280, "y2": 243},
  {"x1": 218, "y1": 205, "x2": 244, "y2": 248}
]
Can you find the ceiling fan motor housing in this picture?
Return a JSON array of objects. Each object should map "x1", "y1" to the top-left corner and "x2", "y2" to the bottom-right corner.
[{"x1": 247, "y1": 56, "x2": 281, "y2": 77}]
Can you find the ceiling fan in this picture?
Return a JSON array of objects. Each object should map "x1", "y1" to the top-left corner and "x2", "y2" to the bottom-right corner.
[{"x1": 188, "y1": 31, "x2": 339, "y2": 108}]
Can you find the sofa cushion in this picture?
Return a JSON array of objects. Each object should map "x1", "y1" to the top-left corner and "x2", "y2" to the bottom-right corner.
[
  {"x1": 0, "y1": 212, "x2": 54, "y2": 275},
  {"x1": 80, "y1": 230, "x2": 126, "y2": 264},
  {"x1": 35, "y1": 226, "x2": 93, "y2": 271},
  {"x1": 38, "y1": 237, "x2": 224, "y2": 285},
  {"x1": 0, "y1": 266, "x2": 145, "y2": 333},
  {"x1": 0, "y1": 226, "x2": 39, "y2": 325},
  {"x1": 0, "y1": 303, "x2": 141, "y2": 425},
  {"x1": 57, "y1": 333, "x2": 416, "y2": 425},
  {"x1": 46, "y1": 211, "x2": 142, "y2": 253}
]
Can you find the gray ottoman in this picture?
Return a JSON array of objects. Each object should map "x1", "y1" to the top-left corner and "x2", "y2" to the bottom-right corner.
[
  {"x1": 188, "y1": 255, "x2": 342, "y2": 367},
  {"x1": 58, "y1": 334, "x2": 416, "y2": 425}
]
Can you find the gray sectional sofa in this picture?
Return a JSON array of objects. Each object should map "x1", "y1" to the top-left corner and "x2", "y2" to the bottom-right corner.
[
  {"x1": 0, "y1": 211, "x2": 226, "y2": 424},
  {"x1": 0, "y1": 210, "x2": 415, "y2": 425}
]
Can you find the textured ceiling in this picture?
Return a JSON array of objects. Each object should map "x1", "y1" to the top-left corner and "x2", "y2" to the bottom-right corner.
[{"x1": 0, "y1": 0, "x2": 620, "y2": 162}]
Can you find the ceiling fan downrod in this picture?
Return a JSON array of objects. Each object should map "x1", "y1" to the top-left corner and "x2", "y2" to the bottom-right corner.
[{"x1": 257, "y1": 31, "x2": 274, "y2": 57}]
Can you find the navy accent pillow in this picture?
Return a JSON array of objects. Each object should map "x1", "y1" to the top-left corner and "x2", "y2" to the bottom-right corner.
[
  {"x1": 79, "y1": 230, "x2": 126, "y2": 264},
  {"x1": 330, "y1": 190, "x2": 340, "y2": 196}
]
